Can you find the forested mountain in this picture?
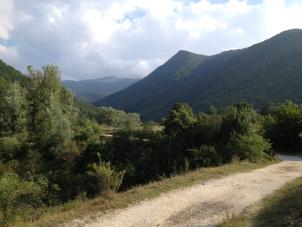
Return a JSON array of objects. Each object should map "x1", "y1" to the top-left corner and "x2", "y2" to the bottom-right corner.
[
  {"x1": 96, "y1": 29, "x2": 302, "y2": 120},
  {"x1": 63, "y1": 77, "x2": 139, "y2": 103}
]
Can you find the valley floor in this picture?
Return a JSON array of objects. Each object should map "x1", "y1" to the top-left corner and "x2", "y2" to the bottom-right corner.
[{"x1": 64, "y1": 155, "x2": 302, "y2": 227}]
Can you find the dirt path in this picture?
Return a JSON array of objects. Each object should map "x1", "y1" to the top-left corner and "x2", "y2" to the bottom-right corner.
[{"x1": 66, "y1": 155, "x2": 302, "y2": 227}]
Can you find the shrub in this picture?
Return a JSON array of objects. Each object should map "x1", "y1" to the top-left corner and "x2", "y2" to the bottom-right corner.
[
  {"x1": 89, "y1": 162, "x2": 125, "y2": 195},
  {"x1": 187, "y1": 145, "x2": 222, "y2": 168},
  {"x1": 0, "y1": 172, "x2": 44, "y2": 226},
  {"x1": 0, "y1": 137, "x2": 21, "y2": 161},
  {"x1": 227, "y1": 134, "x2": 272, "y2": 162}
]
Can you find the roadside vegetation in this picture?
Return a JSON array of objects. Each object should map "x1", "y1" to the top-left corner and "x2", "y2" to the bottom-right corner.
[
  {"x1": 221, "y1": 177, "x2": 302, "y2": 227},
  {"x1": 16, "y1": 161, "x2": 276, "y2": 227},
  {"x1": 1, "y1": 65, "x2": 302, "y2": 226}
]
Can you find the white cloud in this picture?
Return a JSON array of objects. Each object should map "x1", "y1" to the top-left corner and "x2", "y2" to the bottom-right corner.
[
  {"x1": 0, "y1": 0, "x2": 13, "y2": 39},
  {"x1": 262, "y1": 0, "x2": 302, "y2": 37},
  {"x1": 0, "y1": 44, "x2": 17, "y2": 61},
  {"x1": 0, "y1": 0, "x2": 302, "y2": 80}
]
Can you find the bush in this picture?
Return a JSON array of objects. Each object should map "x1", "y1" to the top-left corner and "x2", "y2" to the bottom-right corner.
[
  {"x1": 0, "y1": 137, "x2": 22, "y2": 161},
  {"x1": 227, "y1": 134, "x2": 272, "y2": 162},
  {"x1": 88, "y1": 162, "x2": 125, "y2": 195},
  {"x1": 187, "y1": 145, "x2": 222, "y2": 168},
  {"x1": 96, "y1": 107, "x2": 141, "y2": 128},
  {"x1": 0, "y1": 172, "x2": 44, "y2": 226}
]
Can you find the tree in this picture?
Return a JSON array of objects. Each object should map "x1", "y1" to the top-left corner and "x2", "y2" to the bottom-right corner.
[
  {"x1": 190, "y1": 113, "x2": 222, "y2": 147},
  {"x1": 5, "y1": 82, "x2": 28, "y2": 135},
  {"x1": 220, "y1": 102, "x2": 269, "y2": 161},
  {"x1": 221, "y1": 102, "x2": 260, "y2": 139},
  {"x1": 263, "y1": 101, "x2": 302, "y2": 152},
  {"x1": 0, "y1": 78, "x2": 9, "y2": 137},
  {"x1": 27, "y1": 66, "x2": 78, "y2": 159},
  {"x1": 163, "y1": 103, "x2": 195, "y2": 137}
]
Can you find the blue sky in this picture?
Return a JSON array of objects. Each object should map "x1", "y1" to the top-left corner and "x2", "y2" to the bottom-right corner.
[{"x1": 1, "y1": 0, "x2": 302, "y2": 80}]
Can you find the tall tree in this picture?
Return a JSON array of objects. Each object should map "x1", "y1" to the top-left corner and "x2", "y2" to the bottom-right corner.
[
  {"x1": 27, "y1": 65, "x2": 79, "y2": 160},
  {"x1": 5, "y1": 82, "x2": 28, "y2": 135},
  {"x1": 163, "y1": 103, "x2": 195, "y2": 137},
  {"x1": 0, "y1": 78, "x2": 9, "y2": 136}
]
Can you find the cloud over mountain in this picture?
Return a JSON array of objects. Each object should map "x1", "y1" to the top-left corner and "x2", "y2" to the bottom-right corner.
[{"x1": 0, "y1": 0, "x2": 302, "y2": 80}]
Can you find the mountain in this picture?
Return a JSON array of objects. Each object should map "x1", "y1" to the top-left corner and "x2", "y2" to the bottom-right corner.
[
  {"x1": 63, "y1": 77, "x2": 139, "y2": 103},
  {"x1": 95, "y1": 29, "x2": 302, "y2": 120}
]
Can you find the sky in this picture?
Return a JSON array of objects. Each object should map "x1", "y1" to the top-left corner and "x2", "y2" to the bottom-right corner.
[{"x1": 0, "y1": 0, "x2": 302, "y2": 80}]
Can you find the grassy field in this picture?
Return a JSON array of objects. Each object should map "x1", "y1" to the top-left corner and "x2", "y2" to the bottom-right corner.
[
  {"x1": 221, "y1": 177, "x2": 302, "y2": 227},
  {"x1": 16, "y1": 160, "x2": 277, "y2": 227}
]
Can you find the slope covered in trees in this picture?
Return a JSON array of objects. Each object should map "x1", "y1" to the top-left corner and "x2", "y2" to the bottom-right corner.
[
  {"x1": 0, "y1": 59, "x2": 29, "y2": 87},
  {"x1": 96, "y1": 29, "x2": 302, "y2": 120},
  {"x1": 95, "y1": 50, "x2": 207, "y2": 119}
]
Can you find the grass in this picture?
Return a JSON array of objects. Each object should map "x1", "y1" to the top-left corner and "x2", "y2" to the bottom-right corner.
[
  {"x1": 16, "y1": 160, "x2": 277, "y2": 227},
  {"x1": 221, "y1": 177, "x2": 302, "y2": 227}
]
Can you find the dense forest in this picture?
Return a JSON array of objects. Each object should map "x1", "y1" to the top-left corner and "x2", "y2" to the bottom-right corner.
[
  {"x1": 1, "y1": 63, "x2": 302, "y2": 225},
  {"x1": 97, "y1": 29, "x2": 302, "y2": 120}
]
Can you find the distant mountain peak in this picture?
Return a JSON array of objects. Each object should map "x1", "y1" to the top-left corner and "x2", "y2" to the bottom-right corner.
[
  {"x1": 176, "y1": 50, "x2": 195, "y2": 55},
  {"x1": 174, "y1": 50, "x2": 207, "y2": 58},
  {"x1": 63, "y1": 77, "x2": 139, "y2": 103}
]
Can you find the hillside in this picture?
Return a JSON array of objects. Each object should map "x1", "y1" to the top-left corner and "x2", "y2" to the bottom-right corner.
[
  {"x1": 0, "y1": 59, "x2": 29, "y2": 87},
  {"x1": 63, "y1": 77, "x2": 139, "y2": 103},
  {"x1": 96, "y1": 29, "x2": 302, "y2": 120}
]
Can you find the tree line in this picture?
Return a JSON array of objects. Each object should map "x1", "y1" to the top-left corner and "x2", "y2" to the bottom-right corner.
[{"x1": 0, "y1": 65, "x2": 301, "y2": 225}]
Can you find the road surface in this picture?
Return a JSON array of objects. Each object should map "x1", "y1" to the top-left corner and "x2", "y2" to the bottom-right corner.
[{"x1": 66, "y1": 155, "x2": 302, "y2": 227}]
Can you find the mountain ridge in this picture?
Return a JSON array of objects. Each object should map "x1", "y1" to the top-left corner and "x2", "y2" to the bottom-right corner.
[{"x1": 95, "y1": 29, "x2": 302, "y2": 119}]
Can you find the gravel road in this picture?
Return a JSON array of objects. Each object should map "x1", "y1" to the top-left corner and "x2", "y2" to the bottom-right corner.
[{"x1": 66, "y1": 155, "x2": 302, "y2": 227}]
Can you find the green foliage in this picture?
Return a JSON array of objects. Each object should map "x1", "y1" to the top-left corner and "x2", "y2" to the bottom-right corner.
[
  {"x1": 221, "y1": 102, "x2": 260, "y2": 138},
  {"x1": 187, "y1": 145, "x2": 222, "y2": 168},
  {"x1": 0, "y1": 137, "x2": 22, "y2": 161},
  {"x1": 96, "y1": 50, "x2": 207, "y2": 120},
  {"x1": 163, "y1": 103, "x2": 195, "y2": 137},
  {"x1": 1, "y1": 59, "x2": 301, "y2": 226},
  {"x1": 0, "y1": 172, "x2": 44, "y2": 226},
  {"x1": 220, "y1": 102, "x2": 270, "y2": 161},
  {"x1": 88, "y1": 162, "x2": 124, "y2": 195},
  {"x1": 227, "y1": 134, "x2": 272, "y2": 162},
  {"x1": 4, "y1": 82, "x2": 28, "y2": 135},
  {"x1": 263, "y1": 101, "x2": 302, "y2": 152},
  {"x1": 0, "y1": 78, "x2": 9, "y2": 136},
  {"x1": 75, "y1": 119, "x2": 103, "y2": 150},
  {"x1": 191, "y1": 112, "x2": 222, "y2": 147},
  {"x1": 0, "y1": 59, "x2": 29, "y2": 87},
  {"x1": 96, "y1": 107, "x2": 141, "y2": 128}
]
